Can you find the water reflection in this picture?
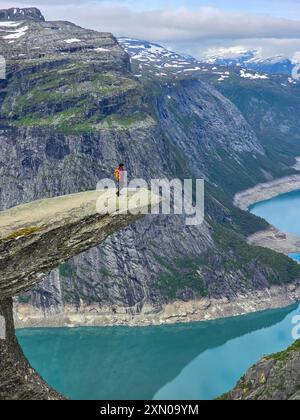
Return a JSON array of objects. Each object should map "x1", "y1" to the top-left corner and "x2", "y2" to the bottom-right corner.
[{"x1": 17, "y1": 303, "x2": 298, "y2": 400}]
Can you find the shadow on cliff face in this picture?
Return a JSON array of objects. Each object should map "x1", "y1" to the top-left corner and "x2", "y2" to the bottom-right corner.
[{"x1": 17, "y1": 303, "x2": 298, "y2": 400}]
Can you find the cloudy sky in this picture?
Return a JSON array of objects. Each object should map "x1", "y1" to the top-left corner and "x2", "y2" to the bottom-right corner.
[{"x1": 1, "y1": 0, "x2": 300, "y2": 59}]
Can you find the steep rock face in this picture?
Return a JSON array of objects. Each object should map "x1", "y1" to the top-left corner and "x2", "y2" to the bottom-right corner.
[
  {"x1": 222, "y1": 340, "x2": 300, "y2": 400},
  {"x1": 0, "y1": 297, "x2": 64, "y2": 400},
  {"x1": 210, "y1": 74, "x2": 300, "y2": 173},
  {"x1": 0, "y1": 189, "x2": 159, "y2": 298},
  {"x1": 154, "y1": 79, "x2": 266, "y2": 195},
  {"x1": 157, "y1": 79, "x2": 263, "y2": 157},
  {"x1": 0, "y1": 8, "x2": 45, "y2": 22},
  {"x1": 0, "y1": 189, "x2": 157, "y2": 400}
]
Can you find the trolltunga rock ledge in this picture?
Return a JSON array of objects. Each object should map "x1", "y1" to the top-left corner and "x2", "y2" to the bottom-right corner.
[
  {"x1": 0, "y1": 189, "x2": 160, "y2": 400},
  {"x1": 0, "y1": 189, "x2": 160, "y2": 299}
]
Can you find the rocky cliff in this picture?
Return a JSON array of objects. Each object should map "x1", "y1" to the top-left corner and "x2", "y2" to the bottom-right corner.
[
  {"x1": 0, "y1": 188, "x2": 158, "y2": 400},
  {"x1": 0, "y1": 7, "x2": 44, "y2": 22},
  {"x1": 221, "y1": 340, "x2": 300, "y2": 400},
  {"x1": 1, "y1": 8, "x2": 300, "y2": 326}
]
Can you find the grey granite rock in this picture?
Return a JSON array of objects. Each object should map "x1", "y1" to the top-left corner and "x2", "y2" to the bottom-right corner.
[
  {"x1": 0, "y1": 8, "x2": 45, "y2": 22},
  {"x1": 0, "y1": 188, "x2": 158, "y2": 400}
]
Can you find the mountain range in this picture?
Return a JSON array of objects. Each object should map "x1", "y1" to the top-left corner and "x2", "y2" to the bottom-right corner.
[
  {"x1": 202, "y1": 46, "x2": 296, "y2": 75},
  {"x1": 119, "y1": 38, "x2": 299, "y2": 79}
]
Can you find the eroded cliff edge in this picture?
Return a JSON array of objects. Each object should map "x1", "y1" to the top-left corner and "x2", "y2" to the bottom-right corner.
[{"x1": 0, "y1": 189, "x2": 159, "y2": 400}]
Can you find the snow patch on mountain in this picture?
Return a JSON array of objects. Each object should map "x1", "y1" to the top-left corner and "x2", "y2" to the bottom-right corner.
[
  {"x1": 118, "y1": 37, "x2": 298, "y2": 85},
  {"x1": 240, "y1": 69, "x2": 268, "y2": 80},
  {"x1": 118, "y1": 37, "x2": 210, "y2": 77},
  {"x1": 0, "y1": 21, "x2": 22, "y2": 28},
  {"x1": 119, "y1": 37, "x2": 195, "y2": 63},
  {"x1": 1, "y1": 23, "x2": 28, "y2": 40},
  {"x1": 64, "y1": 38, "x2": 81, "y2": 44},
  {"x1": 94, "y1": 47, "x2": 110, "y2": 52}
]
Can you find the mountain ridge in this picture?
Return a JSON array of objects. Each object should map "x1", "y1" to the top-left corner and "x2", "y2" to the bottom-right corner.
[
  {"x1": 119, "y1": 37, "x2": 298, "y2": 78},
  {"x1": 203, "y1": 47, "x2": 295, "y2": 75}
]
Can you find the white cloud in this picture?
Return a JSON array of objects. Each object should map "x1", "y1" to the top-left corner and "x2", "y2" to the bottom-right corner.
[
  {"x1": 293, "y1": 52, "x2": 300, "y2": 64},
  {"x1": 1, "y1": 2, "x2": 300, "y2": 58},
  {"x1": 49, "y1": 5, "x2": 300, "y2": 41},
  {"x1": 1, "y1": 3, "x2": 300, "y2": 40}
]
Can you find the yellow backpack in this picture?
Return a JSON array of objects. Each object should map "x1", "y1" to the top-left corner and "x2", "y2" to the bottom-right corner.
[{"x1": 114, "y1": 167, "x2": 120, "y2": 181}]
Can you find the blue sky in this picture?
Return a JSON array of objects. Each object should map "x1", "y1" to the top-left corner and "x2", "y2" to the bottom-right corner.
[{"x1": 2, "y1": 1, "x2": 300, "y2": 58}]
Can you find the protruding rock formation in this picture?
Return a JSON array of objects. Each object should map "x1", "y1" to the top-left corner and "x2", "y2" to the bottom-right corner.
[
  {"x1": 0, "y1": 8, "x2": 45, "y2": 22},
  {"x1": 0, "y1": 189, "x2": 160, "y2": 400}
]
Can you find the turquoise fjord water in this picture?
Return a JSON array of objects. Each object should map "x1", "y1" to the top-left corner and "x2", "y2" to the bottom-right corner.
[
  {"x1": 16, "y1": 190, "x2": 300, "y2": 400},
  {"x1": 249, "y1": 189, "x2": 300, "y2": 262},
  {"x1": 17, "y1": 304, "x2": 300, "y2": 400}
]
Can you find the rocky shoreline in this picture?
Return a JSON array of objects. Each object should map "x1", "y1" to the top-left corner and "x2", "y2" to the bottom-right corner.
[
  {"x1": 234, "y1": 174, "x2": 300, "y2": 211},
  {"x1": 14, "y1": 283, "x2": 300, "y2": 328},
  {"x1": 248, "y1": 227, "x2": 300, "y2": 255},
  {"x1": 234, "y1": 158, "x2": 300, "y2": 255}
]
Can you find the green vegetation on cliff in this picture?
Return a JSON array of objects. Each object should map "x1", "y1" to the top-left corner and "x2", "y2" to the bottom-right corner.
[
  {"x1": 266, "y1": 339, "x2": 300, "y2": 363},
  {"x1": 1, "y1": 61, "x2": 144, "y2": 133},
  {"x1": 157, "y1": 223, "x2": 300, "y2": 300},
  {"x1": 213, "y1": 224, "x2": 300, "y2": 285}
]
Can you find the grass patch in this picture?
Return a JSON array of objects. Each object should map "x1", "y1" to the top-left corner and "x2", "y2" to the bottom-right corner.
[
  {"x1": 266, "y1": 340, "x2": 300, "y2": 363},
  {"x1": 4, "y1": 226, "x2": 41, "y2": 241},
  {"x1": 156, "y1": 255, "x2": 209, "y2": 300},
  {"x1": 3, "y1": 62, "x2": 142, "y2": 132}
]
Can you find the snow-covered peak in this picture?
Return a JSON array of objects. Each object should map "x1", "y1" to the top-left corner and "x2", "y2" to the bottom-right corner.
[
  {"x1": 204, "y1": 46, "x2": 259, "y2": 65},
  {"x1": 202, "y1": 46, "x2": 294, "y2": 75},
  {"x1": 119, "y1": 37, "x2": 298, "y2": 86},
  {"x1": 247, "y1": 54, "x2": 288, "y2": 65},
  {"x1": 118, "y1": 38, "x2": 196, "y2": 63},
  {"x1": 118, "y1": 37, "x2": 211, "y2": 78}
]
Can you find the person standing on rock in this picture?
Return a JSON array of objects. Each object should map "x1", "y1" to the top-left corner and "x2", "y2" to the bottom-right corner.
[{"x1": 115, "y1": 163, "x2": 126, "y2": 196}]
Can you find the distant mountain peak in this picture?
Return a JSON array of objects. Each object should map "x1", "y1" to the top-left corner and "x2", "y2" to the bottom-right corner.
[
  {"x1": 203, "y1": 47, "x2": 262, "y2": 67},
  {"x1": 202, "y1": 46, "x2": 294, "y2": 75},
  {"x1": 0, "y1": 7, "x2": 45, "y2": 22},
  {"x1": 118, "y1": 37, "x2": 205, "y2": 78},
  {"x1": 118, "y1": 37, "x2": 197, "y2": 63}
]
